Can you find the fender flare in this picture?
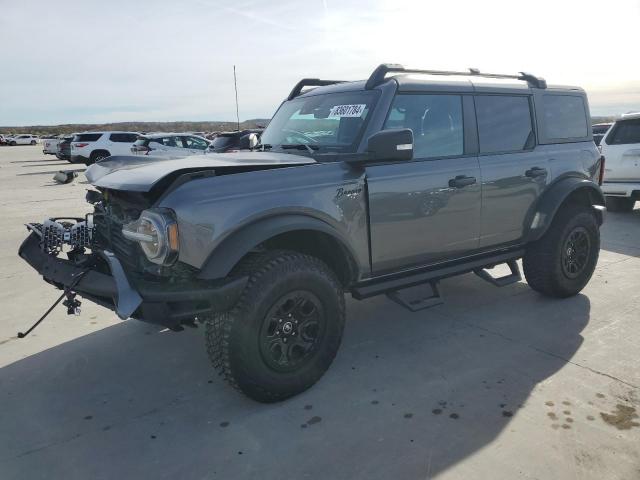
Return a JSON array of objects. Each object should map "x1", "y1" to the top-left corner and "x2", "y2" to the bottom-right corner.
[
  {"x1": 525, "y1": 177, "x2": 605, "y2": 242},
  {"x1": 197, "y1": 214, "x2": 358, "y2": 280}
]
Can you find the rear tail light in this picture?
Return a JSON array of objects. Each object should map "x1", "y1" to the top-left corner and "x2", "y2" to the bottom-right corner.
[
  {"x1": 74, "y1": 143, "x2": 89, "y2": 148},
  {"x1": 598, "y1": 155, "x2": 605, "y2": 186}
]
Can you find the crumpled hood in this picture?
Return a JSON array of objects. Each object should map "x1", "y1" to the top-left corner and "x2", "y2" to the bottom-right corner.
[{"x1": 85, "y1": 152, "x2": 316, "y2": 192}]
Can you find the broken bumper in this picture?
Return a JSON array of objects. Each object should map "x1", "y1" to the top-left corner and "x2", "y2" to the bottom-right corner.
[{"x1": 18, "y1": 232, "x2": 247, "y2": 329}]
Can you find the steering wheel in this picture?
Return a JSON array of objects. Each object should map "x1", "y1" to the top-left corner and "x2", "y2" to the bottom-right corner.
[{"x1": 282, "y1": 129, "x2": 319, "y2": 144}]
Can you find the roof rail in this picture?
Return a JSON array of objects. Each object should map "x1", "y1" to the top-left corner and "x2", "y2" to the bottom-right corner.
[
  {"x1": 287, "y1": 78, "x2": 346, "y2": 100},
  {"x1": 364, "y1": 64, "x2": 547, "y2": 90}
]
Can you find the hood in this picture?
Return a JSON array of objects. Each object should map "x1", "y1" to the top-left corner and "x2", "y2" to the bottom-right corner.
[{"x1": 85, "y1": 152, "x2": 316, "y2": 192}]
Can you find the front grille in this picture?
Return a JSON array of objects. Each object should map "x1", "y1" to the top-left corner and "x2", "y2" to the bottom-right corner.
[{"x1": 94, "y1": 214, "x2": 140, "y2": 271}]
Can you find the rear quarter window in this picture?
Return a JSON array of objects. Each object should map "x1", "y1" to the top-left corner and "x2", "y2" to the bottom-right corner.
[
  {"x1": 541, "y1": 95, "x2": 589, "y2": 140},
  {"x1": 605, "y1": 119, "x2": 640, "y2": 145}
]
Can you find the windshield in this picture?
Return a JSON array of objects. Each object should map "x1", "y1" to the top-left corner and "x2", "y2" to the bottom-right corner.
[{"x1": 260, "y1": 91, "x2": 377, "y2": 153}]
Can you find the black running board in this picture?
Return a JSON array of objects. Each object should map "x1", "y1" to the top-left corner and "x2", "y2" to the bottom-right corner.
[
  {"x1": 474, "y1": 259, "x2": 521, "y2": 287},
  {"x1": 386, "y1": 281, "x2": 443, "y2": 312},
  {"x1": 351, "y1": 249, "x2": 525, "y2": 300}
]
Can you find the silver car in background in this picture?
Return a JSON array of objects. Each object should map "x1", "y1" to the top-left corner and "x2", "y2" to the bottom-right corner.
[{"x1": 131, "y1": 133, "x2": 210, "y2": 157}]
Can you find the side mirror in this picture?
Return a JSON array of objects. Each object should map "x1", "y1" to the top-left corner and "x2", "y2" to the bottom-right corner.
[
  {"x1": 366, "y1": 128, "x2": 413, "y2": 162},
  {"x1": 239, "y1": 133, "x2": 259, "y2": 150}
]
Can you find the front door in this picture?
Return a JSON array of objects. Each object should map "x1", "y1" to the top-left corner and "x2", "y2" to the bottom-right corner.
[{"x1": 366, "y1": 93, "x2": 481, "y2": 274}]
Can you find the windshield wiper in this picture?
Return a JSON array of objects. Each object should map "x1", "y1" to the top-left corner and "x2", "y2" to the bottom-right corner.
[
  {"x1": 281, "y1": 144, "x2": 319, "y2": 154},
  {"x1": 255, "y1": 143, "x2": 273, "y2": 151}
]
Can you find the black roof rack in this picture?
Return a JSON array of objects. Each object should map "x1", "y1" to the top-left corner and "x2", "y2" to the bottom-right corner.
[
  {"x1": 364, "y1": 64, "x2": 547, "y2": 90},
  {"x1": 287, "y1": 78, "x2": 346, "y2": 100}
]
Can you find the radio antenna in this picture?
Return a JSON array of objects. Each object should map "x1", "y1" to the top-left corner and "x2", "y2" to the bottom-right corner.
[{"x1": 233, "y1": 65, "x2": 240, "y2": 131}]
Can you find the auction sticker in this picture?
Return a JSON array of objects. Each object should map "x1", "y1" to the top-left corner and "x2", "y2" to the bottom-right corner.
[{"x1": 329, "y1": 104, "x2": 366, "y2": 118}]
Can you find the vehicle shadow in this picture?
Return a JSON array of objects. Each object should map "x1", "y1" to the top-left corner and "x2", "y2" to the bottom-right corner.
[
  {"x1": 0, "y1": 275, "x2": 590, "y2": 479},
  {"x1": 16, "y1": 169, "x2": 85, "y2": 177}
]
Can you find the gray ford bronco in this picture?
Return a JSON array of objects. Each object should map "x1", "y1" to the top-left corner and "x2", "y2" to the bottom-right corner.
[{"x1": 19, "y1": 64, "x2": 605, "y2": 402}]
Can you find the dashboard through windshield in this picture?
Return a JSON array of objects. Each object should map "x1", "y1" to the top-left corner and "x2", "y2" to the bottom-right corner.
[{"x1": 260, "y1": 91, "x2": 378, "y2": 153}]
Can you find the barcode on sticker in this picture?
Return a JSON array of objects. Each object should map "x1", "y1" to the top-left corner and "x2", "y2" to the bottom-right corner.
[{"x1": 329, "y1": 104, "x2": 366, "y2": 118}]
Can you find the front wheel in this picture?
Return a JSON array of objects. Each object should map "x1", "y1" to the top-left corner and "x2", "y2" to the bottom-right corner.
[
  {"x1": 606, "y1": 196, "x2": 636, "y2": 213},
  {"x1": 523, "y1": 204, "x2": 600, "y2": 298},
  {"x1": 205, "y1": 250, "x2": 345, "y2": 403}
]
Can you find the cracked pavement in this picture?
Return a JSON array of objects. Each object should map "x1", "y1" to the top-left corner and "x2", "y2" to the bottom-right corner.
[{"x1": 0, "y1": 146, "x2": 638, "y2": 479}]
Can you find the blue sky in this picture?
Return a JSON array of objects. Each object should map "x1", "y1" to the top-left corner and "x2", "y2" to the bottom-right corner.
[{"x1": 1, "y1": 0, "x2": 639, "y2": 125}]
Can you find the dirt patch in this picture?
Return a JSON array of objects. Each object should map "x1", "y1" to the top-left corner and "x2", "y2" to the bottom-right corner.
[{"x1": 600, "y1": 404, "x2": 639, "y2": 430}]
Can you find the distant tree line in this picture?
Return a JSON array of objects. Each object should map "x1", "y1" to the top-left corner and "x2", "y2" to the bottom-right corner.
[{"x1": 0, "y1": 119, "x2": 269, "y2": 136}]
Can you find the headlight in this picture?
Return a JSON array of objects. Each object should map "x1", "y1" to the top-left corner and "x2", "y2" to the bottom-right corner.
[{"x1": 122, "y1": 209, "x2": 179, "y2": 265}]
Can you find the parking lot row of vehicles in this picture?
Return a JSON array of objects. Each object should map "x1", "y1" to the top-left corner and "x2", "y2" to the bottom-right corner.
[{"x1": 38, "y1": 130, "x2": 260, "y2": 164}]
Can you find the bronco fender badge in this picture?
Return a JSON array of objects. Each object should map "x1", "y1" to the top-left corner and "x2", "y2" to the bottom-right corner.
[{"x1": 335, "y1": 185, "x2": 363, "y2": 200}]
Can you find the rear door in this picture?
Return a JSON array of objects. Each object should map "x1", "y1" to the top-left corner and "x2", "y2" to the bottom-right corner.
[
  {"x1": 366, "y1": 93, "x2": 481, "y2": 273},
  {"x1": 475, "y1": 94, "x2": 546, "y2": 247},
  {"x1": 109, "y1": 133, "x2": 139, "y2": 155},
  {"x1": 601, "y1": 118, "x2": 640, "y2": 182}
]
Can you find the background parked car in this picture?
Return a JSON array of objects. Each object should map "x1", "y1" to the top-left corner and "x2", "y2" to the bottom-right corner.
[
  {"x1": 600, "y1": 112, "x2": 640, "y2": 212},
  {"x1": 131, "y1": 133, "x2": 210, "y2": 157},
  {"x1": 7, "y1": 134, "x2": 38, "y2": 146},
  {"x1": 56, "y1": 136, "x2": 74, "y2": 161},
  {"x1": 0, "y1": 134, "x2": 12, "y2": 145},
  {"x1": 42, "y1": 136, "x2": 62, "y2": 155},
  {"x1": 206, "y1": 129, "x2": 263, "y2": 152},
  {"x1": 592, "y1": 122, "x2": 613, "y2": 146},
  {"x1": 70, "y1": 131, "x2": 139, "y2": 164}
]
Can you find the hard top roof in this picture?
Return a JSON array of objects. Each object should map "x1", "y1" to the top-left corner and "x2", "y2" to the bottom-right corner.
[{"x1": 293, "y1": 64, "x2": 584, "y2": 99}]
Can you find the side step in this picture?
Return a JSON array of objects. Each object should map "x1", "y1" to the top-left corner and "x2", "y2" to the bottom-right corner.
[
  {"x1": 386, "y1": 281, "x2": 443, "y2": 312},
  {"x1": 473, "y1": 259, "x2": 521, "y2": 287}
]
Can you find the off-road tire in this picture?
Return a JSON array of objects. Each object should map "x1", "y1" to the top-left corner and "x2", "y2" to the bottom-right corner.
[
  {"x1": 205, "y1": 250, "x2": 345, "y2": 403},
  {"x1": 523, "y1": 203, "x2": 599, "y2": 298},
  {"x1": 605, "y1": 196, "x2": 636, "y2": 213}
]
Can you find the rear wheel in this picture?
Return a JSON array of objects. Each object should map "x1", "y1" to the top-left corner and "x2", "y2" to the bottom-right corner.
[
  {"x1": 88, "y1": 150, "x2": 109, "y2": 165},
  {"x1": 205, "y1": 250, "x2": 345, "y2": 403},
  {"x1": 605, "y1": 196, "x2": 636, "y2": 213},
  {"x1": 30, "y1": 140, "x2": 36, "y2": 145},
  {"x1": 523, "y1": 203, "x2": 600, "y2": 298}
]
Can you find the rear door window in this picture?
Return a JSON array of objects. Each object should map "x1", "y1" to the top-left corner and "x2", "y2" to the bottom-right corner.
[
  {"x1": 184, "y1": 136, "x2": 209, "y2": 150},
  {"x1": 606, "y1": 119, "x2": 640, "y2": 145},
  {"x1": 74, "y1": 133, "x2": 103, "y2": 142},
  {"x1": 541, "y1": 95, "x2": 589, "y2": 140},
  {"x1": 383, "y1": 94, "x2": 464, "y2": 159},
  {"x1": 475, "y1": 95, "x2": 534, "y2": 153},
  {"x1": 110, "y1": 133, "x2": 138, "y2": 143}
]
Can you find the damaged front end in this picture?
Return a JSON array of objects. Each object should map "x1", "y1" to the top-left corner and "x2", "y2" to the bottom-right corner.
[{"x1": 18, "y1": 189, "x2": 247, "y2": 330}]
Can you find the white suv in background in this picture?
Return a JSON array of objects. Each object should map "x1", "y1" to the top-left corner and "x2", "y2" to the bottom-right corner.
[
  {"x1": 601, "y1": 112, "x2": 640, "y2": 212},
  {"x1": 70, "y1": 131, "x2": 139, "y2": 164},
  {"x1": 7, "y1": 134, "x2": 39, "y2": 146}
]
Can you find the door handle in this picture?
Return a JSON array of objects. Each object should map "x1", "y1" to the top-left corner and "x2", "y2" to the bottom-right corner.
[
  {"x1": 525, "y1": 167, "x2": 548, "y2": 178},
  {"x1": 449, "y1": 175, "x2": 477, "y2": 188}
]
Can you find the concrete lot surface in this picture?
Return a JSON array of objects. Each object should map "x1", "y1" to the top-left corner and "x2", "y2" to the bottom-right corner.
[{"x1": 0, "y1": 145, "x2": 639, "y2": 479}]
